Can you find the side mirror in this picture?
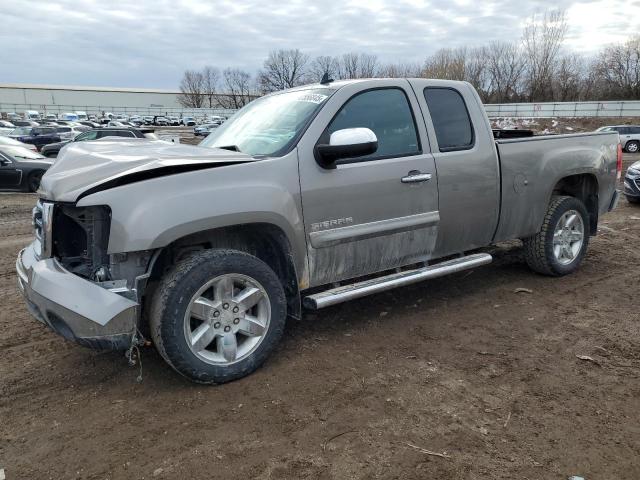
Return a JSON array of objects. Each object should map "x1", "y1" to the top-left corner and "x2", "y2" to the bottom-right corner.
[
  {"x1": 0, "y1": 159, "x2": 9, "y2": 166},
  {"x1": 315, "y1": 128, "x2": 378, "y2": 168}
]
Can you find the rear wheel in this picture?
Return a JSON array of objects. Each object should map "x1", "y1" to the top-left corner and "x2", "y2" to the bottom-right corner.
[
  {"x1": 625, "y1": 141, "x2": 639, "y2": 153},
  {"x1": 150, "y1": 249, "x2": 287, "y2": 384},
  {"x1": 523, "y1": 196, "x2": 589, "y2": 276},
  {"x1": 27, "y1": 170, "x2": 44, "y2": 192}
]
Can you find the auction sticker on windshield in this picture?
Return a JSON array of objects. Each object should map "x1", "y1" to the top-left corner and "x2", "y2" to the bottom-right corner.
[{"x1": 297, "y1": 93, "x2": 328, "y2": 104}]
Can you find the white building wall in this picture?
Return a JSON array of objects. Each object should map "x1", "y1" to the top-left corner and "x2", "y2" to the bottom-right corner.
[{"x1": 0, "y1": 83, "x2": 235, "y2": 117}]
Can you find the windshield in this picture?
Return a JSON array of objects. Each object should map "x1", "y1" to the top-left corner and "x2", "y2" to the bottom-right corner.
[
  {"x1": 12, "y1": 127, "x2": 31, "y2": 136},
  {"x1": 200, "y1": 88, "x2": 333, "y2": 156}
]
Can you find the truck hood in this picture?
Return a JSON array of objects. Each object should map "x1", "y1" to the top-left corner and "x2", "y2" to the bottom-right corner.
[{"x1": 39, "y1": 138, "x2": 255, "y2": 202}]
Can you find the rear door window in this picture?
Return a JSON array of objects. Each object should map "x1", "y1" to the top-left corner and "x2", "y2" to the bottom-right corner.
[{"x1": 424, "y1": 87, "x2": 474, "y2": 152}]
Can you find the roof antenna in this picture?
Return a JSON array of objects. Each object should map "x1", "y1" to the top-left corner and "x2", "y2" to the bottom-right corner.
[{"x1": 320, "y1": 72, "x2": 334, "y2": 85}]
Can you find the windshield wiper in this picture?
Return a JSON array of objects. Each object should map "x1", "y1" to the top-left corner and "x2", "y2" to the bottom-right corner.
[{"x1": 216, "y1": 145, "x2": 241, "y2": 152}]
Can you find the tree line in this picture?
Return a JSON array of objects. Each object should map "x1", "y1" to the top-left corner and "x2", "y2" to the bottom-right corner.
[{"x1": 179, "y1": 10, "x2": 640, "y2": 109}]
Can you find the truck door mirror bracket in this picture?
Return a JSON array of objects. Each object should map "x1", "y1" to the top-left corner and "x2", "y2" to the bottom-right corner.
[{"x1": 315, "y1": 128, "x2": 378, "y2": 168}]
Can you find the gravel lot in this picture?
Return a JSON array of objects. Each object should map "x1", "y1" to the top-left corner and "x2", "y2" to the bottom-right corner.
[{"x1": 0, "y1": 154, "x2": 639, "y2": 479}]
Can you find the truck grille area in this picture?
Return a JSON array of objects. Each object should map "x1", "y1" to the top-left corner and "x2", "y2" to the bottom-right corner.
[{"x1": 53, "y1": 205, "x2": 111, "y2": 280}]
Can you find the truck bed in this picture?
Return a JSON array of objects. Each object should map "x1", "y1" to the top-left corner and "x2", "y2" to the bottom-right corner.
[{"x1": 493, "y1": 131, "x2": 620, "y2": 242}]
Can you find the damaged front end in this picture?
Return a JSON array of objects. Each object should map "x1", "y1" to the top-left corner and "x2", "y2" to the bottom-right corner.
[{"x1": 16, "y1": 200, "x2": 153, "y2": 350}]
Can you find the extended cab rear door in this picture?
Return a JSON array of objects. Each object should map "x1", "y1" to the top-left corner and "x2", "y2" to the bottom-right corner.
[
  {"x1": 298, "y1": 80, "x2": 440, "y2": 287},
  {"x1": 409, "y1": 80, "x2": 500, "y2": 257}
]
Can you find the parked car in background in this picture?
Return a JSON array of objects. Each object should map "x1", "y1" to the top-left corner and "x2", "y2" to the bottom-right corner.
[
  {"x1": 59, "y1": 113, "x2": 79, "y2": 122},
  {"x1": 56, "y1": 125, "x2": 90, "y2": 141},
  {"x1": 12, "y1": 120, "x2": 39, "y2": 127},
  {"x1": 7, "y1": 113, "x2": 21, "y2": 122},
  {"x1": 194, "y1": 123, "x2": 218, "y2": 136},
  {"x1": 153, "y1": 116, "x2": 169, "y2": 126},
  {"x1": 129, "y1": 115, "x2": 142, "y2": 125},
  {"x1": 181, "y1": 116, "x2": 196, "y2": 126},
  {"x1": 41, "y1": 127, "x2": 157, "y2": 157},
  {"x1": 623, "y1": 161, "x2": 640, "y2": 204},
  {"x1": 207, "y1": 115, "x2": 225, "y2": 125},
  {"x1": 9, "y1": 126, "x2": 61, "y2": 150},
  {"x1": 78, "y1": 121, "x2": 101, "y2": 128},
  {"x1": 114, "y1": 114, "x2": 129, "y2": 122},
  {"x1": 143, "y1": 116, "x2": 154, "y2": 125},
  {"x1": 75, "y1": 111, "x2": 88, "y2": 121},
  {"x1": 596, "y1": 125, "x2": 640, "y2": 153},
  {"x1": 167, "y1": 116, "x2": 180, "y2": 126},
  {"x1": 0, "y1": 136, "x2": 39, "y2": 152},
  {"x1": 24, "y1": 110, "x2": 41, "y2": 121},
  {"x1": 0, "y1": 121, "x2": 15, "y2": 136},
  {"x1": 0, "y1": 144, "x2": 52, "y2": 192},
  {"x1": 44, "y1": 114, "x2": 58, "y2": 122}
]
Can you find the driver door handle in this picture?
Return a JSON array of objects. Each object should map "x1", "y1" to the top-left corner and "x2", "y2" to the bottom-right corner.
[{"x1": 401, "y1": 172, "x2": 432, "y2": 184}]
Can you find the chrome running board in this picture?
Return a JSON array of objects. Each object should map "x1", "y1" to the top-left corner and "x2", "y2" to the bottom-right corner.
[{"x1": 303, "y1": 253, "x2": 492, "y2": 310}]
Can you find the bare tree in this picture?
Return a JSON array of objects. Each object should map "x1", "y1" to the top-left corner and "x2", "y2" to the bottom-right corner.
[
  {"x1": 377, "y1": 61, "x2": 422, "y2": 78},
  {"x1": 522, "y1": 10, "x2": 568, "y2": 101},
  {"x1": 594, "y1": 35, "x2": 640, "y2": 100},
  {"x1": 422, "y1": 48, "x2": 467, "y2": 80},
  {"x1": 554, "y1": 53, "x2": 587, "y2": 101},
  {"x1": 484, "y1": 41, "x2": 526, "y2": 102},
  {"x1": 258, "y1": 49, "x2": 309, "y2": 93},
  {"x1": 218, "y1": 68, "x2": 254, "y2": 109},
  {"x1": 202, "y1": 66, "x2": 220, "y2": 108},
  {"x1": 178, "y1": 70, "x2": 205, "y2": 108},
  {"x1": 309, "y1": 55, "x2": 340, "y2": 82},
  {"x1": 338, "y1": 53, "x2": 378, "y2": 79},
  {"x1": 420, "y1": 47, "x2": 487, "y2": 97}
]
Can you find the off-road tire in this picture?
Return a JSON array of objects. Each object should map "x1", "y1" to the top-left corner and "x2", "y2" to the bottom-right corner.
[
  {"x1": 150, "y1": 249, "x2": 287, "y2": 384},
  {"x1": 523, "y1": 195, "x2": 590, "y2": 276}
]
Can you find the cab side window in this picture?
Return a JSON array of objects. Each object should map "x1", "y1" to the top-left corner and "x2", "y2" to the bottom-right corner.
[
  {"x1": 324, "y1": 88, "x2": 420, "y2": 162},
  {"x1": 424, "y1": 87, "x2": 474, "y2": 152}
]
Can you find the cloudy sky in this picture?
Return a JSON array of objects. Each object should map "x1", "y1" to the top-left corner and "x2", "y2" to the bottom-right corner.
[{"x1": 2, "y1": 0, "x2": 638, "y2": 89}]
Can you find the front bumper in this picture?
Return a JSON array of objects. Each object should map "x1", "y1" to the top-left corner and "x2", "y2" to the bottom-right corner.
[{"x1": 16, "y1": 242, "x2": 138, "y2": 350}]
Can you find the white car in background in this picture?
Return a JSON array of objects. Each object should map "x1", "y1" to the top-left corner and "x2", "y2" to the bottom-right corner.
[
  {"x1": 181, "y1": 116, "x2": 196, "y2": 126},
  {"x1": 24, "y1": 110, "x2": 40, "y2": 121},
  {"x1": 0, "y1": 135, "x2": 38, "y2": 151},
  {"x1": 56, "y1": 125, "x2": 89, "y2": 141},
  {"x1": 0, "y1": 120, "x2": 15, "y2": 136},
  {"x1": 596, "y1": 125, "x2": 640, "y2": 153}
]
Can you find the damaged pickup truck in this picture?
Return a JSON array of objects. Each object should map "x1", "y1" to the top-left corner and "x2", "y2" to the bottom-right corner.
[{"x1": 16, "y1": 78, "x2": 622, "y2": 384}]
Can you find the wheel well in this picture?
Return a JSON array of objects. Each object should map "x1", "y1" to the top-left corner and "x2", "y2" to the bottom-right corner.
[
  {"x1": 147, "y1": 223, "x2": 301, "y2": 320},
  {"x1": 552, "y1": 174, "x2": 599, "y2": 235}
]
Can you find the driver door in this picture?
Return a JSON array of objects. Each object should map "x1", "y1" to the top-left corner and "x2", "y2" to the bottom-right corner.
[
  {"x1": 297, "y1": 80, "x2": 440, "y2": 287},
  {"x1": 0, "y1": 153, "x2": 21, "y2": 188}
]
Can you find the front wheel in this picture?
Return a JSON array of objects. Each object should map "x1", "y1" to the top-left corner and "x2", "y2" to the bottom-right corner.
[
  {"x1": 27, "y1": 170, "x2": 44, "y2": 192},
  {"x1": 523, "y1": 196, "x2": 589, "y2": 276},
  {"x1": 150, "y1": 249, "x2": 287, "y2": 384}
]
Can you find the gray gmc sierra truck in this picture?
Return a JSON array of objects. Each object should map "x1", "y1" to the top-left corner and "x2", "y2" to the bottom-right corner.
[{"x1": 16, "y1": 78, "x2": 622, "y2": 384}]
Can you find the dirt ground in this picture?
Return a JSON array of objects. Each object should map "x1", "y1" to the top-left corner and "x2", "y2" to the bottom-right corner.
[{"x1": 1, "y1": 154, "x2": 639, "y2": 480}]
